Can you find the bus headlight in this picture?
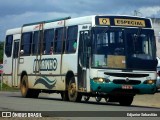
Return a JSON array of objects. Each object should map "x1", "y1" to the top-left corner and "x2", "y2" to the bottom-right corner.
[
  {"x1": 93, "y1": 78, "x2": 110, "y2": 83},
  {"x1": 143, "y1": 80, "x2": 156, "y2": 84}
]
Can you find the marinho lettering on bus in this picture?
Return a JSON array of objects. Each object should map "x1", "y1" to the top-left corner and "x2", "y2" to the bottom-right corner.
[{"x1": 33, "y1": 58, "x2": 57, "y2": 72}]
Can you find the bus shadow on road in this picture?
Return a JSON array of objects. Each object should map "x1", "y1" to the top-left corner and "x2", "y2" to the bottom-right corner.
[
  {"x1": 80, "y1": 100, "x2": 160, "y2": 109},
  {"x1": 26, "y1": 97, "x2": 160, "y2": 109},
  {"x1": 156, "y1": 89, "x2": 160, "y2": 93},
  {"x1": 8, "y1": 93, "x2": 160, "y2": 110}
]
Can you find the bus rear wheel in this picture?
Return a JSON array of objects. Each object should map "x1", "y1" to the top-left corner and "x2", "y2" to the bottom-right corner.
[
  {"x1": 119, "y1": 96, "x2": 134, "y2": 106},
  {"x1": 20, "y1": 75, "x2": 39, "y2": 98},
  {"x1": 68, "y1": 77, "x2": 82, "y2": 102}
]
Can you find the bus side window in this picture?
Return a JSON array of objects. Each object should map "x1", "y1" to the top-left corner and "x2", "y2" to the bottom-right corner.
[
  {"x1": 32, "y1": 31, "x2": 39, "y2": 55},
  {"x1": 5, "y1": 35, "x2": 13, "y2": 57},
  {"x1": 43, "y1": 29, "x2": 54, "y2": 55},
  {"x1": 66, "y1": 25, "x2": 78, "y2": 53},
  {"x1": 21, "y1": 32, "x2": 32, "y2": 56},
  {"x1": 54, "y1": 28, "x2": 65, "y2": 54}
]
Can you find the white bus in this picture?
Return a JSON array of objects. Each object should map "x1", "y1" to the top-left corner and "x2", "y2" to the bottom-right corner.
[{"x1": 3, "y1": 15, "x2": 157, "y2": 106}]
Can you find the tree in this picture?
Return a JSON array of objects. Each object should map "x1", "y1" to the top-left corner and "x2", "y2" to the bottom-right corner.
[{"x1": 0, "y1": 41, "x2": 4, "y2": 63}]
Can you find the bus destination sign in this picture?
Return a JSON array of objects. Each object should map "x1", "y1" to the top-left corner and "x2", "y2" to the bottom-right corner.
[
  {"x1": 114, "y1": 19, "x2": 145, "y2": 27},
  {"x1": 96, "y1": 16, "x2": 151, "y2": 28}
]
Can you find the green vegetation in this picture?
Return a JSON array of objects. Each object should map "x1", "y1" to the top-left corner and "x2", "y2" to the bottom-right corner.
[
  {"x1": 0, "y1": 82, "x2": 19, "y2": 91},
  {"x1": 0, "y1": 42, "x2": 4, "y2": 63}
]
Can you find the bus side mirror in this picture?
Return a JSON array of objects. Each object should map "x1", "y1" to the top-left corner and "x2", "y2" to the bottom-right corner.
[
  {"x1": 20, "y1": 50, "x2": 24, "y2": 55},
  {"x1": 86, "y1": 47, "x2": 91, "y2": 68},
  {"x1": 84, "y1": 30, "x2": 91, "y2": 47},
  {"x1": 86, "y1": 38, "x2": 91, "y2": 47}
]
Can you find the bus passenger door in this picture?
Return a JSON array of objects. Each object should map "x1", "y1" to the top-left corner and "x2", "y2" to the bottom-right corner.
[
  {"x1": 78, "y1": 31, "x2": 90, "y2": 91},
  {"x1": 12, "y1": 39, "x2": 20, "y2": 87}
]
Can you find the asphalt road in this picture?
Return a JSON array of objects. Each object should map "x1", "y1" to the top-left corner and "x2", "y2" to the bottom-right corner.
[{"x1": 0, "y1": 91, "x2": 160, "y2": 120}]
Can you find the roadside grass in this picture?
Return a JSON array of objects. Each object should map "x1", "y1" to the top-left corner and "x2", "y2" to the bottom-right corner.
[{"x1": 0, "y1": 82, "x2": 19, "y2": 91}]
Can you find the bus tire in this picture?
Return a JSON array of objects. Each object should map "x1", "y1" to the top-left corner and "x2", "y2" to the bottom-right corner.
[
  {"x1": 20, "y1": 75, "x2": 30, "y2": 97},
  {"x1": 119, "y1": 96, "x2": 134, "y2": 106},
  {"x1": 95, "y1": 97, "x2": 102, "y2": 102},
  {"x1": 61, "y1": 91, "x2": 69, "y2": 101},
  {"x1": 68, "y1": 77, "x2": 82, "y2": 102},
  {"x1": 20, "y1": 75, "x2": 39, "y2": 98},
  {"x1": 104, "y1": 97, "x2": 109, "y2": 103}
]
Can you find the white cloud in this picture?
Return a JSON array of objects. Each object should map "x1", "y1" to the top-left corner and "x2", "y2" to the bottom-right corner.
[
  {"x1": 0, "y1": 11, "x2": 90, "y2": 40},
  {"x1": 139, "y1": 6, "x2": 160, "y2": 17},
  {"x1": 1, "y1": 0, "x2": 160, "y2": 41}
]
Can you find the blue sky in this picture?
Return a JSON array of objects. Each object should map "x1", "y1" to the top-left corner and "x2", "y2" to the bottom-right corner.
[{"x1": 0, "y1": 0, "x2": 160, "y2": 41}]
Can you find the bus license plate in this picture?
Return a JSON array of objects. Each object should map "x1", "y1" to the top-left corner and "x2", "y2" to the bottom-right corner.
[{"x1": 122, "y1": 85, "x2": 133, "y2": 89}]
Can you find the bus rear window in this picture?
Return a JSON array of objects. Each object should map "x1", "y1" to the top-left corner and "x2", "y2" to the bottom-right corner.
[{"x1": 5, "y1": 35, "x2": 13, "y2": 57}]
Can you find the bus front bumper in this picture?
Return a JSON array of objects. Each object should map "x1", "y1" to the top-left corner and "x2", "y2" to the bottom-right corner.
[{"x1": 90, "y1": 80, "x2": 157, "y2": 94}]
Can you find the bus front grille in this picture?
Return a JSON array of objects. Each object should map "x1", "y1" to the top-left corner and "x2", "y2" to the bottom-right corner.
[{"x1": 113, "y1": 79, "x2": 141, "y2": 85}]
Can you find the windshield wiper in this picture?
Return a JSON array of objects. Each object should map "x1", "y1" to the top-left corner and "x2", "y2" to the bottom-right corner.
[
  {"x1": 134, "y1": 27, "x2": 142, "y2": 40},
  {"x1": 133, "y1": 28, "x2": 142, "y2": 52}
]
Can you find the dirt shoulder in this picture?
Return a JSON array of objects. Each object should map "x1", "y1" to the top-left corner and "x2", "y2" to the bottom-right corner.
[{"x1": 132, "y1": 90, "x2": 160, "y2": 108}]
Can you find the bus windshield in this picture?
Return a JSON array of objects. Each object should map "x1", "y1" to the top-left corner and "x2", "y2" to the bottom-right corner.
[{"x1": 91, "y1": 27, "x2": 157, "y2": 70}]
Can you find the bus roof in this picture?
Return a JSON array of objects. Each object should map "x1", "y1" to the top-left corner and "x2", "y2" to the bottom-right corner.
[
  {"x1": 6, "y1": 27, "x2": 21, "y2": 35},
  {"x1": 23, "y1": 16, "x2": 71, "y2": 27},
  {"x1": 5, "y1": 15, "x2": 152, "y2": 35}
]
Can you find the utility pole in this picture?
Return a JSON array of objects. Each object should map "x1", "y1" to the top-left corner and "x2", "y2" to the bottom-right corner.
[
  {"x1": 134, "y1": 10, "x2": 142, "y2": 16},
  {"x1": 134, "y1": 10, "x2": 138, "y2": 16}
]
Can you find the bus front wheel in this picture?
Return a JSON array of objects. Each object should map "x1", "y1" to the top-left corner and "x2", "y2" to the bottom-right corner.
[
  {"x1": 20, "y1": 75, "x2": 29, "y2": 97},
  {"x1": 20, "y1": 75, "x2": 39, "y2": 98},
  {"x1": 68, "y1": 77, "x2": 82, "y2": 102},
  {"x1": 95, "y1": 97, "x2": 102, "y2": 102},
  {"x1": 61, "y1": 91, "x2": 69, "y2": 101},
  {"x1": 119, "y1": 96, "x2": 134, "y2": 106}
]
